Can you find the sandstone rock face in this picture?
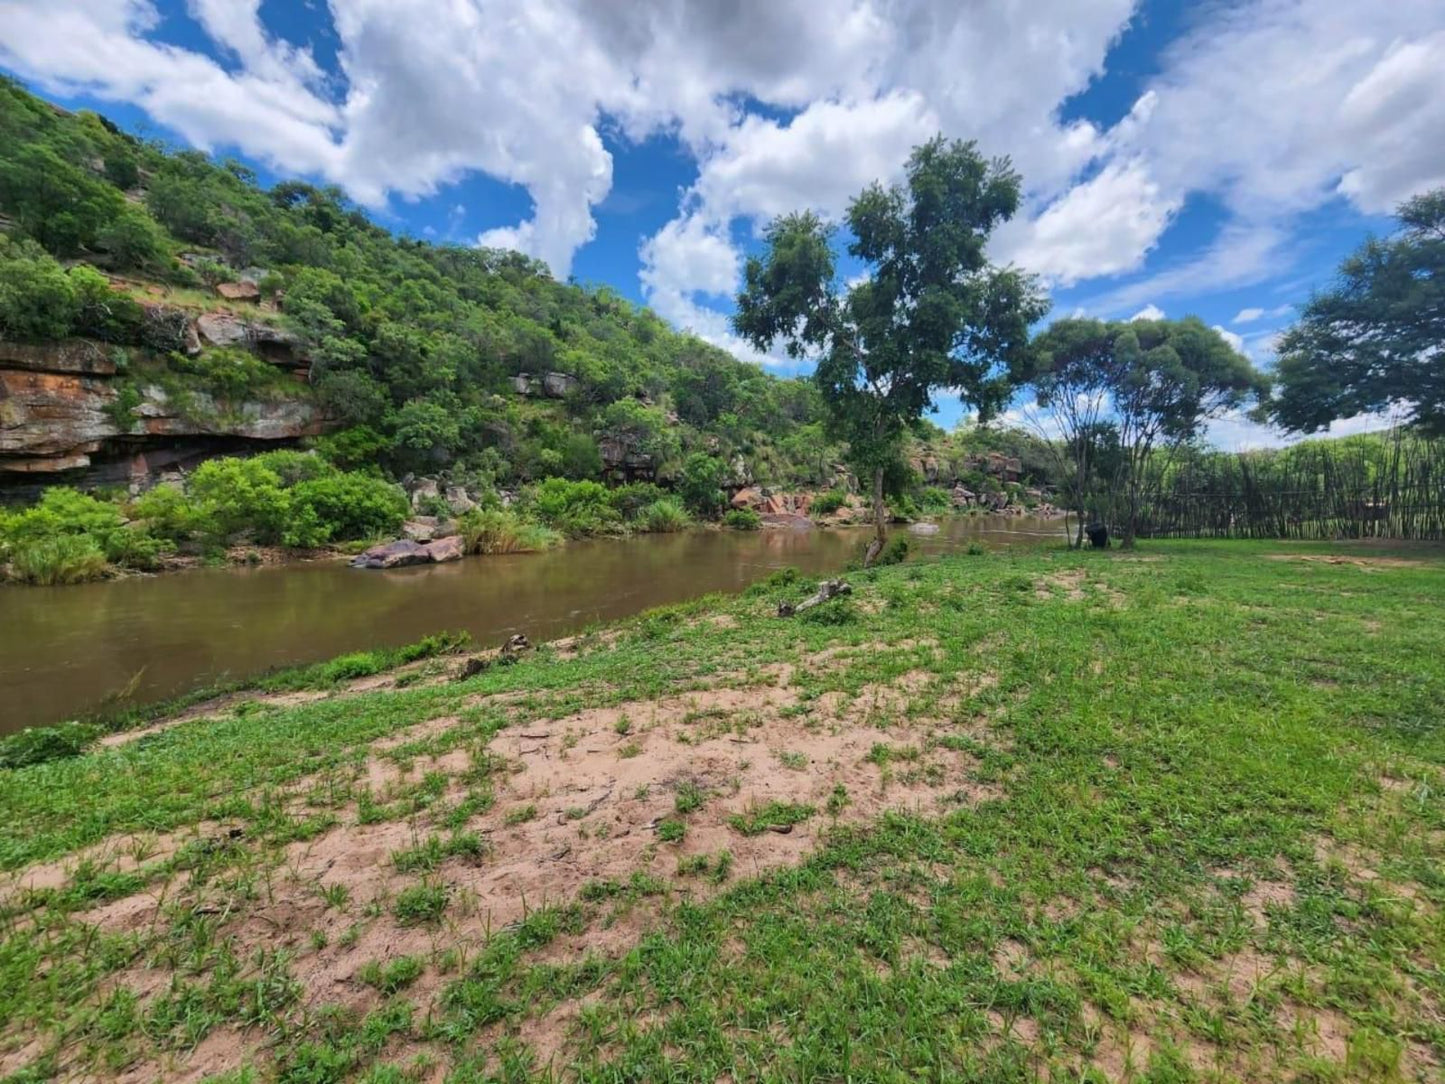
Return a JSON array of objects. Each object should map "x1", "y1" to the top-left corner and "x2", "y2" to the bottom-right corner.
[
  {"x1": 1, "y1": 335, "x2": 327, "y2": 480},
  {"x1": 445, "y1": 485, "x2": 476, "y2": 514},
  {"x1": 409, "y1": 478, "x2": 440, "y2": 510},
  {"x1": 402, "y1": 517, "x2": 440, "y2": 542},
  {"x1": 0, "y1": 340, "x2": 117, "y2": 376}
]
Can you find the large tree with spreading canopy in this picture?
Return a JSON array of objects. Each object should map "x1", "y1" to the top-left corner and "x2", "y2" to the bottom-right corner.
[{"x1": 732, "y1": 136, "x2": 1047, "y2": 561}]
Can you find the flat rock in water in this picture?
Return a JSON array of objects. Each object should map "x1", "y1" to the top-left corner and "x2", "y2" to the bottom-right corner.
[
  {"x1": 908, "y1": 521, "x2": 941, "y2": 535},
  {"x1": 351, "y1": 539, "x2": 433, "y2": 569},
  {"x1": 759, "y1": 513, "x2": 813, "y2": 530}
]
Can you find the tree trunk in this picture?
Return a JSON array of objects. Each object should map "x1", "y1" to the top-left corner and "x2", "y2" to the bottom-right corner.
[{"x1": 864, "y1": 464, "x2": 887, "y2": 567}]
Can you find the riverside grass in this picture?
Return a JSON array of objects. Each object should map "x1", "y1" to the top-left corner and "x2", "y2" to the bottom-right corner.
[{"x1": 0, "y1": 542, "x2": 1442, "y2": 1082}]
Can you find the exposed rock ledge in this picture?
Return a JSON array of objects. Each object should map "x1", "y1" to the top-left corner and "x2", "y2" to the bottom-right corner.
[{"x1": 1, "y1": 334, "x2": 326, "y2": 486}]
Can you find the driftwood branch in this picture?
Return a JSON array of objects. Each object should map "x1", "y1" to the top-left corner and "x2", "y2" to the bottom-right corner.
[{"x1": 777, "y1": 579, "x2": 851, "y2": 617}]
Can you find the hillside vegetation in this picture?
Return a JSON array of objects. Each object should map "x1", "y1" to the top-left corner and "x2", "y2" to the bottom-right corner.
[{"x1": 0, "y1": 76, "x2": 836, "y2": 492}]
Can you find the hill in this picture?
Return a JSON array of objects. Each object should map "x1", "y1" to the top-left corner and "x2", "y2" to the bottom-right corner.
[{"x1": 0, "y1": 76, "x2": 837, "y2": 496}]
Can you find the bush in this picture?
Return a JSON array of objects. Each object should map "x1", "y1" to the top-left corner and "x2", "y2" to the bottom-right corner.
[
  {"x1": 130, "y1": 483, "x2": 212, "y2": 541},
  {"x1": 456, "y1": 508, "x2": 560, "y2": 555},
  {"x1": 722, "y1": 508, "x2": 761, "y2": 530},
  {"x1": 187, "y1": 457, "x2": 291, "y2": 543},
  {"x1": 607, "y1": 482, "x2": 667, "y2": 521},
  {"x1": 679, "y1": 452, "x2": 727, "y2": 517},
  {"x1": 0, "y1": 722, "x2": 102, "y2": 769},
  {"x1": 6, "y1": 534, "x2": 109, "y2": 584},
  {"x1": 0, "y1": 237, "x2": 78, "y2": 340},
  {"x1": 811, "y1": 489, "x2": 848, "y2": 516},
  {"x1": 287, "y1": 473, "x2": 408, "y2": 543},
  {"x1": 917, "y1": 486, "x2": 953, "y2": 513},
  {"x1": 637, "y1": 498, "x2": 691, "y2": 533},
  {"x1": 529, "y1": 477, "x2": 622, "y2": 537}
]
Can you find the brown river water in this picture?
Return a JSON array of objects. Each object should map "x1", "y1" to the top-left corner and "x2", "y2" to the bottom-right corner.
[{"x1": 0, "y1": 515, "x2": 1063, "y2": 732}]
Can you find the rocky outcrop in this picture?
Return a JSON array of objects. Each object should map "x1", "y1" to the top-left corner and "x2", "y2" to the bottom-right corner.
[
  {"x1": 598, "y1": 434, "x2": 656, "y2": 482},
  {"x1": 351, "y1": 534, "x2": 464, "y2": 569},
  {"x1": 1, "y1": 319, "x2": 324, "y2": 485},
  {"x1": 0, "y1": 340, "x2": 118, "y2": 376},
  {"x1": 511, "y1": 371, "x2": 579, "y2": 399}
]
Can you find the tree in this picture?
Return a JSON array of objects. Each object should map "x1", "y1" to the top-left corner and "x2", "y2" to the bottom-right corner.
[
  {"x1": 1030, "y1": 316, "x2": 1265, "y2": 547},
  {"x1": 1268, "y1": 189, "x2": 1445, "y2": 435},
  {"x1": 733, "y1": 137, "x2": 1047, "y2": 561}
]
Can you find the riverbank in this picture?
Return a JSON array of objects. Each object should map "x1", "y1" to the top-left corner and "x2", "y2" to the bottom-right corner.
[{"x1": 2, "y1": 541, "x2": 1442, "y2": 1082}]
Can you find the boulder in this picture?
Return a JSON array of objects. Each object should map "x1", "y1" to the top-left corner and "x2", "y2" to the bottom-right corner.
[
  {"x1": 402, "y1": 517, "x2": 440, "y2": 542},
  {"x1": 409, "y1": 477, "x2": 440, "y2": 510},
  {"x1": 422, "y1": 535, "x2": 464, "y2": 563},
  {"x1": 512, "y1": 373, "x2": 541, "y2": 396},
  {"x1": 542, "y1": 371, "x2": 578, "y2": 398},
  {"x1": 350, "y1": 539, "x2": 433, "y2": 569},
  {"x1": 195, "y1": 312, "x2": 249, "y2": 348},
  {"x1": 730, "y1": 486, "x2": 765, "y2": 510},
  {"x1": 445, "y1": 484, "x2": 476, "y2": 513},
  {"x1": 215, "y1": 281, "x2": 261, "y2": 303}
]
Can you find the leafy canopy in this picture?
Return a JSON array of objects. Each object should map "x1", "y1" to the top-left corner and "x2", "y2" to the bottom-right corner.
[
  {"x1": 1268, "y1": 189, "x2": 1445, "y2": 436},
  {"x1": 733, "y1": 138, "x2": 1048, "y2": 488},
  {"x1": 1030, "y1": 315, "x2": 1266, "y2": 543}
]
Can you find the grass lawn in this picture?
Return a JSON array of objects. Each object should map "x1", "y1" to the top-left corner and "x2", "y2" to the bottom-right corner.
[{"x1": 1, "y1": 540, "x2": 1441, "y2": 1083}]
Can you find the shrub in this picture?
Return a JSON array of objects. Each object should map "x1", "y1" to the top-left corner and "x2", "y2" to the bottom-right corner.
[
  {"x1": 130, "y1": 483, "x2": 211, "y2": 541},
  {"x1": 608, "y1": 482, "x2": 667, "y2": 521},
  {"x1": 529, "y1": 477, "x2": 622, "y2": 537},
  {"x1": 637, "y1": 497, "x2": 691, "y2": 533},
  {"x1": 456, "y1": 508, "x2": 559, "y2": 555},
  {"x1": 0, "y1": 237, "x2": 78, "y2": 340},
  {"x1": 313, "y1": 426, "x2": 392, "y2": 471},
  {"x1": 0, "y1": 722, "x2": 102, "y2": 769},
  {"x1": 918, "y1": 486, "x2": 953, "y2": 513},
  {"x1": 678, "y1": 452, "x2": 727, "y2": 517},
  {"x1": 722, "y1": 508, "x2": 761, "y2": 530},
  {"x1": 187, "y1": 458, "x2": 291, "y2": 543},
  {"x1": 288, "y1": 473, "x2": 408, "y2": 543},
  {"x1": 811, "y1": 489, "x2": 848, "y2": 516},
  {"x1": 6, "y1": 534, "x2": 109, "y2": 585}
]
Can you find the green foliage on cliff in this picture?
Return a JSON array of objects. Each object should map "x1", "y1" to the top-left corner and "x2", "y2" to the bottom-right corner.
[{"x1": 0, "y1": 76, "x2": 837, "y2": 495}]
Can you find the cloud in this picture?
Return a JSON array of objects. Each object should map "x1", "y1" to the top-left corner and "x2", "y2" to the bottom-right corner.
[
  {"x1": 1130, "y1": 304, "x2": 1165, "y2": 321},
  {"x1": 1212, "y1": 325, "x2": 1246, "y2": 353},
  {"x1": 998, "y1": 160, "x2": 1179, "y2": 286},
  {"x1": 2, "y1": 0, "x2": 1443, "y2": 357},
  {"x1": 1233, "y1": 303, "x2": 1293, "y2": 324}
]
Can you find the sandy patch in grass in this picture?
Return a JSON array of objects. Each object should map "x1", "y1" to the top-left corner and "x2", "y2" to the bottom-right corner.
[{"x1": 1266, "y1": 553, "x2": 1426, "y2": 570}]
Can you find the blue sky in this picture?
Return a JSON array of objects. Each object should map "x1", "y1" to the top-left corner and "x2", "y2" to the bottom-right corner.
[{"x1": 4, "y1": 0, "x2": 1441, "y2": 445}]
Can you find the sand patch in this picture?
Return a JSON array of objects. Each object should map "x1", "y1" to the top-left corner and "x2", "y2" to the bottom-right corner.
[{"x1": 1266, "y1": 553, "x2": 1426, "y2": 571}]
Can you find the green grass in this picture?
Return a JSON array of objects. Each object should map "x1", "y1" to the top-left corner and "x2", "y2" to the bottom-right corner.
[{"x1": 1, "y1": 541, "x2": 1442, "y2": 1082}]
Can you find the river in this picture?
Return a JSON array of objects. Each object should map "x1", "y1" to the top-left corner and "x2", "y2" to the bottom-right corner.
[{"x1": 0, "y1": 515, "x2": 1062, "y2": 732}]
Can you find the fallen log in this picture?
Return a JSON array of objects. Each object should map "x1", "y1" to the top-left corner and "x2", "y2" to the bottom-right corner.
[{"x1": 777, "y1": 579, "x2": 851, "y2": 617}]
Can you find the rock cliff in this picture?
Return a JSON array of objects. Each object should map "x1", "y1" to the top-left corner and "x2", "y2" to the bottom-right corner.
[{"x1": 0, "y1": 317, "x2": 327, "y2": 490}]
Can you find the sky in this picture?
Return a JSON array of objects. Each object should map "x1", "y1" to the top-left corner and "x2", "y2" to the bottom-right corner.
[{"x1": 3, "y1": 0, "x2": 1443, "y2": 448}]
